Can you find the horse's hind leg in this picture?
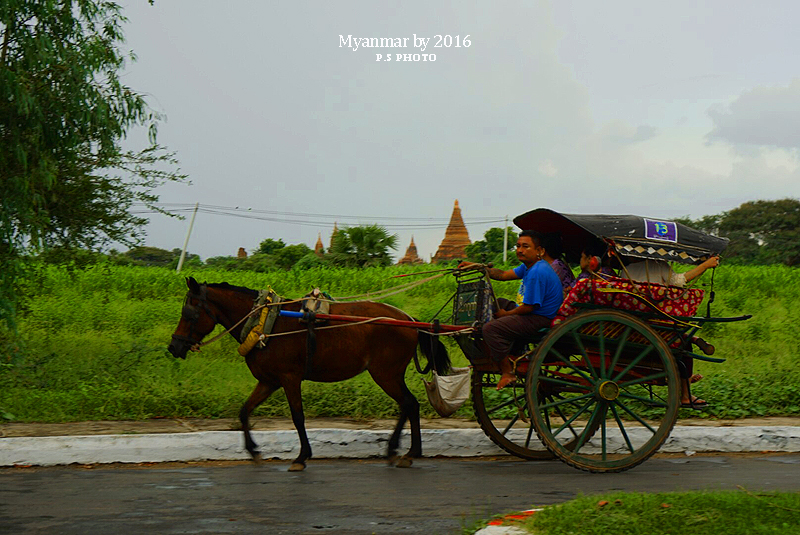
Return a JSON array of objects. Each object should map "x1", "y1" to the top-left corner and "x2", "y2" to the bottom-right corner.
[
  {"x1": 240, "y1": 381, "x2": 278, "y2": 463},
  {"x1": 283, "y1": 378, "x2": 312, "y2": 472},
  {"x1": 369, "y1": 370, "x2": 421, "y2": 468}
]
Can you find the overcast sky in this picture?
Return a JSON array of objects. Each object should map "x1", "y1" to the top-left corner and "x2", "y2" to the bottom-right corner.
[{"x1": 119, "y1": 1, "x2": 800, "y2": 261}]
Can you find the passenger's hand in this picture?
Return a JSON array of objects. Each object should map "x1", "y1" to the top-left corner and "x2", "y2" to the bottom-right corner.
[
  {"x1": 494, "y1": 308, "x2": 509, "y2": 318},
  {"x1": 704, "y1": 256, "x2": 720, "y2": 269}
]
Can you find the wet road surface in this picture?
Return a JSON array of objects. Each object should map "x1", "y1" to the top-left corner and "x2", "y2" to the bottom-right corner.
[{"x1": 2, "y1": 454, "x2": 799, "y2": 534}]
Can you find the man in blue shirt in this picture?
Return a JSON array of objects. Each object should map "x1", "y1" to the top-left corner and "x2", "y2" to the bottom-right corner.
[{"x1": 460, "y1": 230, "x2": 563, "y2": 389}]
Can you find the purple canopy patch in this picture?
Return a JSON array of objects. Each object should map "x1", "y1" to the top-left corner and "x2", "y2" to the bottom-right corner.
[{"x1": 644, "y1": 219, "x2": 677, "y2": 242}]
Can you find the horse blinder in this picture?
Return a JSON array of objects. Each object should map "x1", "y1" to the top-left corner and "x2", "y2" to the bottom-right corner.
[
  {"x1": 170, "y1": 289, "x2": 213, "y2": 358},
  {"x1": 182, "y1": 303, "x2": 201, "y2": 322}
]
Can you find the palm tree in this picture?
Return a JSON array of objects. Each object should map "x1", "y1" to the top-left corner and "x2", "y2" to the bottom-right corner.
[{"x1": 328, "y1": 225, "x2": 398, "y2": 267}]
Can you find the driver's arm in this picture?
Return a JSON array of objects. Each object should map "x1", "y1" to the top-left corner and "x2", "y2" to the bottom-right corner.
[
  {"x1": 457, "y1": 262, "x2": 519, "y2": 281},
  {"x1": 495, "y1": 303, "x2": 535, "y2": 317}
]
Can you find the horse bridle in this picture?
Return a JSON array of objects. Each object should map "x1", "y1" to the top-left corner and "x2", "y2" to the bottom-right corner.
[{"x1": 172, "y1": 285, "x2": 220, "y2": 349}]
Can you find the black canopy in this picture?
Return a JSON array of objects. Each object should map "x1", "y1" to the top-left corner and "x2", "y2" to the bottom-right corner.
[{"x1": 513, "y1": 208, "x2": 728, "y2": 266}]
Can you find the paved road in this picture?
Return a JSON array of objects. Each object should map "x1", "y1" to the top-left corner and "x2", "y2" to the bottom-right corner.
[{"x1": 2, "y1": 455, "x2": 798, "y2": 535}]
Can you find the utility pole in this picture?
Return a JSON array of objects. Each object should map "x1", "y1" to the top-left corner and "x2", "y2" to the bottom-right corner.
[
  {"x1": 176, "y1": 202, "x2": 199, "y2": 273},
  {"x1": 503, "y1": 215, "x2": 509, "y2": 263}
]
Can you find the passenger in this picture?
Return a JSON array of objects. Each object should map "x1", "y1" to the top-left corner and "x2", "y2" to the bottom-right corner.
[
  {"x1": 621, "y1": 255, "x2": 721, "y2": 409},
  {"x1": 574, "y1": 243, "x2": 617, "y2": 284},
  {"x1": 458, "y1": 230, "x2": 564, "y2": 390},
  {"x1": 541, "y1": 233, "x2": 575, "y2": 296},
  {"x1": 623, "y1": 256, "x2": 719, "y2": 287}
]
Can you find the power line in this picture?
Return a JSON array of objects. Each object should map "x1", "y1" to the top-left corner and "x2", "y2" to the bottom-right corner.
[
  {"x1": 131, "y1": 202, "x2": 504, "y2": 223},
  {"x1": 131, "y1": 203, "x2": 506, "y2": 230}
]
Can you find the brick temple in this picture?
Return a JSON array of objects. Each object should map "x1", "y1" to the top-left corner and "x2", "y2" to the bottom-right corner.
[
  {"x1": 314, "y1": 233, "x2": 324, "y2": 256},
  {"x1": 397, "y1": 236, "x2": 423, "y2": 265},
  {"x1": 431, "y1": 199, "x2": 471, "y2": 263}
]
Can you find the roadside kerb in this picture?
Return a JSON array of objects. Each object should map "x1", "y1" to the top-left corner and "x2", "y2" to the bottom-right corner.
[{"x1": 2, "y1": 425, "x2": 798, "y2": 467}]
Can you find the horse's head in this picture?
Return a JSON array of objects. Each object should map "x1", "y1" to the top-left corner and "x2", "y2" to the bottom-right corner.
[{"x1": 168, "y1": 277, "x2": 221, "y2": 359}]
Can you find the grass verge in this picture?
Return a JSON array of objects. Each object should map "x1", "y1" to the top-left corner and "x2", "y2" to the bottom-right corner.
[{"x1": 501, "y1": 490, "x2": 800, "y2": 535}]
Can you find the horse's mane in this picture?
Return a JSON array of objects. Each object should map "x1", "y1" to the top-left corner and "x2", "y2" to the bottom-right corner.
[{"x1": 206, "y1": 282, "x2": 259, "y2": 298}]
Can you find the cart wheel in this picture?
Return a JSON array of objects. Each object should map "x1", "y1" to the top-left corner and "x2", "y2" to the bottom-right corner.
[
  {"x1": 526, "y1": 310, "x2": 680, "y2": 473},
  {"x1": 472, "y1": 368, "x2": 552, "y2": 460},
  {"x1": 472, "y1": 365, "x2": 600, "y2": 460}
]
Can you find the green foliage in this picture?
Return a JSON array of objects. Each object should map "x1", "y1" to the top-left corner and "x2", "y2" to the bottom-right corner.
[
  {"x1": 207, "y1": 253, "x2": 277, "y2": 272},
  {"x1": 292, "y1": 252, "x2": 330, "y2": 271},
  {"x1": 274, "y1": 243, "x2": 312, "y2": 269},
  {"x1": 677, "y1": 198, "x2": 800, "y2": 266},
  {"x1": 0, "y1": 262, "x2": 797, "y2": 422},
  {"x1": 465, "y1": 227, "x2": 517, "y2": 263},
  {"x1": 257, "y1": 238, "x2": 286, "y2": 255},
  {"x1": 205, "y1": 245, "x2": 314, "y2": 272},
  {"x1": 719, "y1": 198, "x2": 800, "y2": 266},
  {"x1": 519, "y1": 491, "x2": 800, "y2": 535},
  {"x1": 123, "y1": 246, "x2": 179, "y2": 267},
  {"x1": 328, "y1": 224, "x2": 399, "y2": 267},
  {"x1": 36, "y1": 246, "x2": 108, "y2": 268},
  {"x1": 0, "y1": 1, "x2": 185, "y2": 327}
]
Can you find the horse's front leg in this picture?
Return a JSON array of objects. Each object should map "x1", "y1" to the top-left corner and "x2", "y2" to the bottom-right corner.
[
  {"x1": 240, "y1": 381, "x2": 278, "y2": 463},
  {"x1": 400, "y1": 386, "x2": 422, "y2": 467},
  {"x1": 387, "y1": 410, "x2": 409, "y2": 464},
  {"x1": 283, "y1": 377, "x2": 312, "y2": 471}
]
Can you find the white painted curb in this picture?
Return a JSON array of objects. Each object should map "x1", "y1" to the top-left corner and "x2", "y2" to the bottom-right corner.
[{"x1": 1, "y1": 426, "x2": 798, "y2": 467}]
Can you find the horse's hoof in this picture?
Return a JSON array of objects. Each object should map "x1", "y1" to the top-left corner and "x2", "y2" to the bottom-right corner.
[
  {"x1": 250, "y1": 452, "x2": 262, "y2": 465},
  {"x1": 288, "y1": 463, "x2": 306, "y2": 472},
  {"x1": 387, "y1": 454, "x2": 399, "y2": 466},
  {"x1": 395, "y1": 456, "x2": 413, "y2": 468}
]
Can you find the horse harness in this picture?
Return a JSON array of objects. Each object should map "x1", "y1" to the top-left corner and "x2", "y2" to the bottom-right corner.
[
  {"x1": 175, "y1": 284, "x2": 328, "y2": 380},
  {"x1": 172, "y1": 285, "x2": 222, "y2": 349},
  {"x1": 299, "y1": 289, "x2": 332, "y2": 380}
]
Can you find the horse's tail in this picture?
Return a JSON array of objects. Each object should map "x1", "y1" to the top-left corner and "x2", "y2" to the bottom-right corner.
[{"x1": 416, "y1": 330, "x2": 451, "y2": 375}]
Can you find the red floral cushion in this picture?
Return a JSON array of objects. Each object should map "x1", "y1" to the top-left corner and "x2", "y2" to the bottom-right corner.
[{"x1": 552, "y1": 276, "x2": 705, "y2": 327}]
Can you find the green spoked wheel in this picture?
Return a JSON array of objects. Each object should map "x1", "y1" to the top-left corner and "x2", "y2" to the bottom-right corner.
[
  {"x1": 526, "y1": 310, "x2": 680, "y2": 473},
  {"x1": 472, "y1": 367, "x2": 601, "y2": 460},
  {"x1": 472, "y1": 369, "x2": 552, "y2": 460}
]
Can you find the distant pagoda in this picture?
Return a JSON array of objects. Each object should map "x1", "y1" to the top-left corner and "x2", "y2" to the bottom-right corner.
[
  {"x1": 431, "y1": 199, "x2": 471, "y2": 263},
  {"x1": 397, "y1": 236, "x2": 423, "y2": 265},
  {"x1": 314, "y1": 233, "x2": 324, "y2": 256},
  {"x1": 329, "y1": 222, "x2": 339, "y2": 250}
]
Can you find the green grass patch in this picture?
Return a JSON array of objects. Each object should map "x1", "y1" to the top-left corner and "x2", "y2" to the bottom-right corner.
[
  {"x1": 509, "y1": 490, "x2": 800, "y2": 535},
  {"x1": 1, "y1": 262, "x2": 798, "y2": 422}
]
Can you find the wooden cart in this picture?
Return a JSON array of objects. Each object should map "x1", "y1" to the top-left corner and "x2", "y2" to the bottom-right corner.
[{"x1": 452, "y1": 208, "x2": 750, "y2": 473}]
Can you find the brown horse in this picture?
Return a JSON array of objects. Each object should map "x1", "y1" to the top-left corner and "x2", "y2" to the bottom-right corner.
[{"x1": 168, "y1": 277, "x2": 450, "y2": 471}]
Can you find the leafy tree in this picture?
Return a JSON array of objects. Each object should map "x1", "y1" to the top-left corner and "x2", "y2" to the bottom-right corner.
[
  {"x1": 123, "y1": 246, "x2": 178, "y2": 267},
  {"x1": 676, "y1": 199, "x2": 800, "y2": 265},
  {"x1": 257, "y1": 238, "x2": 286, "y2": 255},
  {"x1": 205, "y1": 253, "x2": 277, "y2": 273},
  {"x1": 274, "y1": 243, "x2": 312, "y2": 270},
  {"x1": 204, "y1": 255, "x2": 238, "y2": 270},
  {"x1": 36, "y1": 246, "x2": 107, "y2": 268},
  {"x1": 328, "y1": 225, "x2": 398, "y2": 267},
  {"x1": 719, "y1": 199, "x2": 800, "y2": 266},
  {"x1": 465, "y1": 227, "x2": 518, "y2": 263},
  {"x1": 673, "y1": 214, "x2": 724, "y2": 236},
  {"x1": 0, "y1": 1, "x2": 184, "y2": 326},
  {"x1": 292, "y1": 252, "x2": 330, "y2": 271}
]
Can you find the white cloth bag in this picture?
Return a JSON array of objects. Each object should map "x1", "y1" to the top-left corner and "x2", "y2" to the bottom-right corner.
[{"x1": 423, "y1": 367, "x2": 471, "y2": 417}]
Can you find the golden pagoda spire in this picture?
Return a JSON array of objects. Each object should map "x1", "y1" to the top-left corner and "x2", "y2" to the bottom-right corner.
[{"x1": 432, "y1": 200, "x2": 471, "y2": 263}]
